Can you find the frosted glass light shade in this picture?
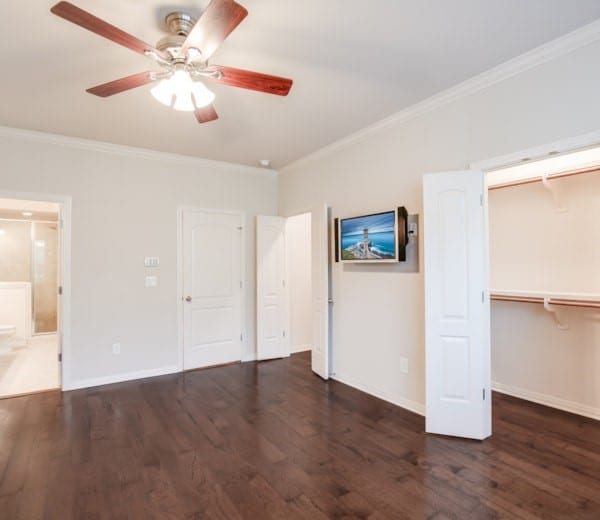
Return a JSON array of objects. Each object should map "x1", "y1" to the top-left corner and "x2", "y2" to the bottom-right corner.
[{"x1": 150, "y1": 70, "x2": 215, "y2": 112}]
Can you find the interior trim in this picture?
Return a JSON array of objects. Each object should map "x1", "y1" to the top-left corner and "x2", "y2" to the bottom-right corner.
[
  {"x1": 282, "y1": 19, "x2": 600, "y2": 172},
  {"x1": 0, "y1": 126, "x2": 277, "y2": 176}
]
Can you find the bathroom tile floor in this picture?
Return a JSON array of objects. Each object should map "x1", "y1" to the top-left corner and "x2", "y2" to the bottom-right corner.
[{"x1": 0, "y1": 334, "x2": 59, "y2": 397}]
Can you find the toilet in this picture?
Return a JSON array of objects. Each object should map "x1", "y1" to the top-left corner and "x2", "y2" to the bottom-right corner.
[{"x1": 0, "y1": 324, "x2": 16, "y2": 353}]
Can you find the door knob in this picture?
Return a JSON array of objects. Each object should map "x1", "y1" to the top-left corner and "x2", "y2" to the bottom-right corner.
[{"x1": 185, "y1": 296, "x2": 192, "y2": 302}]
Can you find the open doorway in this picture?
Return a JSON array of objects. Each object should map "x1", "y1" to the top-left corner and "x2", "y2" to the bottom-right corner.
[
  {"x1": 256, "y1": 205, "x2": 331, "y2": 377},
  {"x1": 286, "y1": 212, "x2": 313, "y2": 355},
  {"x1": 0, "y1": 198, "x2": 62, "y2": 397},
  {"x1": 485, "y1": 144, "x2": 600, "y2": 421}
]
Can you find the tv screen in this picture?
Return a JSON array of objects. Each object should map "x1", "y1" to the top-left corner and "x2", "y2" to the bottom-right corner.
[{"x1": 339, "y1": 210, "x2": 398, "y2": 263}]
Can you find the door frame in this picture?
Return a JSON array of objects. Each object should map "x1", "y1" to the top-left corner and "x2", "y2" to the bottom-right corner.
[
  {"x1": 469, "y1": 129, "x2": 600, "y2": 417},
  {"x1": 176, "y1": 206, "x2": 247, "y2": 371},
  {"x1": 0, "y1": 190, "x2": 72, "y2": 391},
  {"x1": 283, "y1": 210, "x2": 314, "y2": 357},
  {"x1": 280, "y1": 206, "x2": 333, "y2": 377},
  {"x1": 283, "y1": 209, "x2": 312, "y2": 361}
]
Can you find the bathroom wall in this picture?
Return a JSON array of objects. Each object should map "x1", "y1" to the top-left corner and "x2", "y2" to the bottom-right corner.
[
  {"x1": 32, "y1": 223, "x2": 59, "y2": 333},
  {"x1": 0, "y1": 221, "x2": 31, "y2": 281}
]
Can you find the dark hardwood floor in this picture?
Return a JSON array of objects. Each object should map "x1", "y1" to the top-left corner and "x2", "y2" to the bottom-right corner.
[{"x1": 1, "y1": 352, "x2": 599, "y2": 519}]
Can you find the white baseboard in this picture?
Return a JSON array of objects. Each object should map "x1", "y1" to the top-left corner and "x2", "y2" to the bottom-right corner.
[
  {"x1": 492, "y1": 381, "x2": 600, "y2": 421},
  {"x1": 332, "y1": 372, "x2": 425, "y2": 416},
  {"x1": 290, "y1": 344, "x2": 311, "y2": 354},
  {"x1": 64, "y1": 365, "x2": 181, "y2": 391}
]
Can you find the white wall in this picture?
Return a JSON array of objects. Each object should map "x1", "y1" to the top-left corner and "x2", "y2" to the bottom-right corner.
[
  {"x1": 0, "y1": 129, "x2": 277, "y2": 389},
  {"x1": 286, "y1": 212, "x2": 312, "y2": 352},
  {"x1": 490, "y1": 174, "x2": 600, "y2": 293},
  {"x1": 489, "y1": 172, "x2": 600, "y2": 418},
  {"x1": 279, "y1": 37, "x2": 600, "y2": 416}
]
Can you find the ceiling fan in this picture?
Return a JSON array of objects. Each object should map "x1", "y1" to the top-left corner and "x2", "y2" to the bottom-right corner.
[{"x1": 50, "y1": 0, "x2": 293, "y2": 123}]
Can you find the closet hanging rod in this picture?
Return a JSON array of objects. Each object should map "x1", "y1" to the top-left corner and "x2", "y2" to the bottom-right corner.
[
  {"x1": 488, "y1": 165, "x2": 600, "y2": 190},
  {"x1": 490, "y1": 294, "x2": 600, "y2": 309}
]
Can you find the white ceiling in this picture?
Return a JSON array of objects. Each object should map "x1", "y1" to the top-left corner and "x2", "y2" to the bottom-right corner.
[{"x1": 1, "y1": 1, "x2": 599, "y2": 168}]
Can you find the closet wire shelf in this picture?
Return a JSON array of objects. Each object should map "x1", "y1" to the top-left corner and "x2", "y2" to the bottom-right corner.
[
  {"x1": 488, "y1": 165, "x2": 600, "y2": 190},
  {"x1": 490, "y1": 293, "x2": 600, "y2": 309}
]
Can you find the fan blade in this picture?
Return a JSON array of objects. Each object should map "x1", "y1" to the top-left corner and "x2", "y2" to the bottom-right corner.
[
  {"x1": 86, "y1": 72, "x2": 158, "y2": 97},
  {"x1": 50, "y1": 2, "x2": 167, "y2": 59},
  {"x1": 206, "y1": 66, "x2": 293, "y2": 96},
  {"x1": 194, "y1": 104, "x2": 219, "y2": 123},
  {"x1": 182, "y1": 0, "x2": 248, "y2": 60}
]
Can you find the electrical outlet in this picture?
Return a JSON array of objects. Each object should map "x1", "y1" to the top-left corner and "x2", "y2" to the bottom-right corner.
[
  {"x1": 400, "y1": 357, "x2": 409, "y2": 374},
  {"x1": 112, "y1": 343, "x2": 121, "y2": 355}
]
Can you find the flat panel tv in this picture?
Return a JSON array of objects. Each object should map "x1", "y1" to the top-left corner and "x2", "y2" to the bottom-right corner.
[{"x1": 339, "y1": 210, "x2": 398, "y2": 263}]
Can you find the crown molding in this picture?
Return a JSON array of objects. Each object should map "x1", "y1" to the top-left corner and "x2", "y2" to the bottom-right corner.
[
  {"x1": 0, "y1": 126, "x2": 277, "y2": 177},
  {"x1": 282, "y1": 18, "x2": 600, "y2": 172}
]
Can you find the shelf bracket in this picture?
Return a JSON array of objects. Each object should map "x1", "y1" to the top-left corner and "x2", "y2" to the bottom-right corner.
[
  {"x1": 543, "y1": 297, "x2": 569, "y2": 330},
  {"x1": 541, "y1": 174, "x2": 566, "y2": 212}
]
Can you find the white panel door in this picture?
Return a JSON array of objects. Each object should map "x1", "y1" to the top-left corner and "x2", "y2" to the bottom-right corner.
[
  {"x1": 256, "y1": 216, "x2": 288, "y2": 360},
  {"x1": 423, "y1": 170, "x2": 491, "y2": 439},
  {"x1": 182, "y1": 210, "x2": 243, "y2": 370},
  {"x1": 311, "y1": 204, "x2": 331, "y2": 379}
]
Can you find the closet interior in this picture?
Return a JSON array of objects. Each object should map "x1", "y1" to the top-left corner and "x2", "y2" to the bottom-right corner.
[{"x1": 487, "y1": 146, "x2": 600, "y2": 418}]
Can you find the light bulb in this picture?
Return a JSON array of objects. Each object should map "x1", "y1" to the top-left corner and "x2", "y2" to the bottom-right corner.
[
  {"x1": 150, "y1": 70, "x2": 215, "y2": 112},
  {"x1": 191, "y1": 81, "x2": 215, "y2": 109},
  {"x1": 150, "y1": 79, "x2": 174, "y2": 107}
]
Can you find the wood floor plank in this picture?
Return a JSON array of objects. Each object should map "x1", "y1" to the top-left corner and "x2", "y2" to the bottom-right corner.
[{"x1": 1, "y1": 352, "x2": 600, "y2": 519}]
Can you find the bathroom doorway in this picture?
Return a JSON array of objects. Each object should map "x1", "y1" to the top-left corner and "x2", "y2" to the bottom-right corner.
[{"x1": 0, "y1": 198, "x2": 63, "y2": 397}]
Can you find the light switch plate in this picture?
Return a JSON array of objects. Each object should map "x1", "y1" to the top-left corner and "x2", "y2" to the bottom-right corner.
[
  {"x1": 400, "y1": 357, "x2": 409, "y2": 374},
  {"x1": 144, "y1": 257, "x2": 160, "y2": 267},
  {"x1": 145, "y1": 275, "x2": 158, "y2": 288}
]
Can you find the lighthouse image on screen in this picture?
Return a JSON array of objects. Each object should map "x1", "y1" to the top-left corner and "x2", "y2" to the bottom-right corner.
[{"x1": 340, "y1": 210, "x2": 396, "y2": 261}]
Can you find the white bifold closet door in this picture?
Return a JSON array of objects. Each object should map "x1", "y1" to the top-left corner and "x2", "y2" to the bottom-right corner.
[
  {"x1": 423, "y1": 170, "x2": 491, "y2": 440},
  {"x1": 256, "y1": 216, "x2": 288, "y2": 360}
]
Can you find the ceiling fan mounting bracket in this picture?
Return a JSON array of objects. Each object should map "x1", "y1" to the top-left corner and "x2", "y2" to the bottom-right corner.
[{"x1": 164, "y1": 12, "x2": 196, "y2": 37}]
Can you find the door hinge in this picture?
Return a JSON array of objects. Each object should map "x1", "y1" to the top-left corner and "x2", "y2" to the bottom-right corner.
[
  {"x1": 58, "y1": 353, "x2": 62, "y2": 362},
  {"x1": 480, "y1": 194, "x2": 484, "y2": 206},
  {"x1": 58, "y1": 286, "x2": 63, "y2": 296},
  {"x1": 60, "y1": 219, "x2": 64, "y2": 229},
  {"x1": 239, "y1": 281, "x2": 243, "y2": 289},
  {"x1": 483, "y1": 388, "x2": 486, "y2": 400},
  {"x1": 240, "y1": 333, "x2": 243, "y2": 341},
  {"x1": 282, "y1": 280, "x2": 286, "y2": 288},
  {"x1": 482, "y1": 291, "x2": 485, "y2": 303},
  {"x1": 283, "y1": 330, "x2": 286, "y2": 338}
]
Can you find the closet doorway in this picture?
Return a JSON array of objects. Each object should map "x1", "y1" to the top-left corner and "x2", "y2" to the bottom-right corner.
[
  {"x1": 485, "y1": 144, "x2": 600, "y2": 422},
  {"x1": 0, "y1": 197, "x2": 64, "y2": 397},
  {"x1": 424, "y1": 135, "x2": 600, "y2": 440}
]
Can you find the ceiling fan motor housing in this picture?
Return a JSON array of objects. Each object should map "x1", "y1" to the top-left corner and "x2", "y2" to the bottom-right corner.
[
  {"x1": 165, "y1": 12, "x2": 196, "y2": 37},
  {"x1": 157, "y1": 12, "x2": 197, "y2": 59}
]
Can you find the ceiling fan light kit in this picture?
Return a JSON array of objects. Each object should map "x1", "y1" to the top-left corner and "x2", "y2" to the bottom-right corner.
[{"x1": 50, "y1": 0, "x2": 293, "y2": 124}]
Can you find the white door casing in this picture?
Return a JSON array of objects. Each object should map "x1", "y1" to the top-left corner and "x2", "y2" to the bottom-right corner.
[
  {"x1": 423, "y1": 170, "x2": 491, "y2": 440},
  {"x1": 256, "y1": 216, "x2": 288, "y2": 360},
  {"x1": 182, "y1": 209, "x2": 243, "y2": 370},
  {"x1": 311, "y1": 204, "x2": 331, "y2": 379}
]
